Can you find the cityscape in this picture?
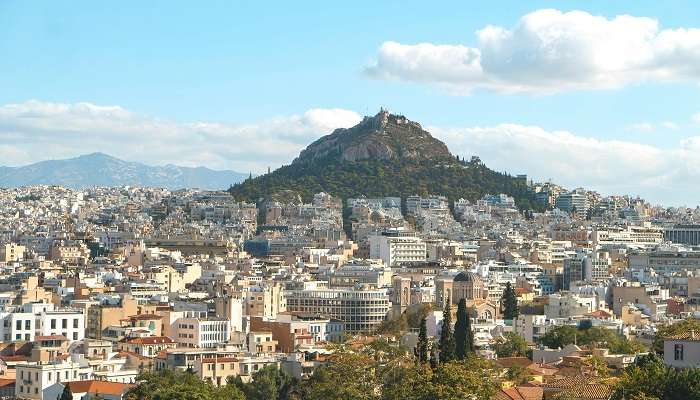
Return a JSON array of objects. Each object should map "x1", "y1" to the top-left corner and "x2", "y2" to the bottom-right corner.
[{"x1": 3, "y1": 2, "x2": 700, "y2": 400}]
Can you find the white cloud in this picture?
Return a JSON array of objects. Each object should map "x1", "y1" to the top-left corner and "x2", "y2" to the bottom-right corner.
[
  {"x1": 0, "y1": 100, "x2": 362, "y2": 173},
  {"x1": 429, "y1": 123, "x2": 700, "y2": 205},
  {"x1": 3, "y1": 100, "x2": 700, "y2": 204},
  {"x1": 627, "y1": 122, "x2": 655, "y2": 132},
  {"x1": 661, "y1": 121, "x2": 679, "y2": 130},
  {"x1": 692, "y1": 112, "x2": 700, "y2": 123},
  {"x1": 365, "y1": 9, "x2": 700, "y2": 94}
]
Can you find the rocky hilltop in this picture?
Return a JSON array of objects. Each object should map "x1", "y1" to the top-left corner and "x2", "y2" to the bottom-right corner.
[
  {"x1": 295, "y1": 109, "x2": 451, "y2": 163},
  {"x1": 230, "y1": 109, "x2": 539, "y2": 210}
]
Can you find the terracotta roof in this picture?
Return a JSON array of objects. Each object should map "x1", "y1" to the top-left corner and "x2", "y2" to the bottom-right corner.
[
  {"x1": 67, "y1": 380, "x2": 134, "y2": 396},
  {"x1": 201, "y1": 357, "x2": 239, "y2": 363},
  {"x1": 550, "y1": 384, "x2": 613, "y2": 400},
  {"x1": 0, "y1": 378, "x2": 15, "y2": 387},
  {"x1": 494, "y1": 386, "x2": 543, "y2": 400},
  {"x1": 124, "y1": 336, "x2": 175, "y2": 345},
  {"x1": 584, "y1": 310, "x2": 612, "y2": 318},
  {"x1": 35, "y1": 335, "x2": 68, "y2": 341},
  {"x1": 129, "y1": 314, "x2": 163, "y2": 320},
  {"x1": 0, "y1": 355, "x2": 27, "y2": 362},
  {"x1": 666, "y1": 330, "x2": 700, "y2": 341},
  {"x1": 495, "y1": 357, "x2": 535, "y2": 369}
]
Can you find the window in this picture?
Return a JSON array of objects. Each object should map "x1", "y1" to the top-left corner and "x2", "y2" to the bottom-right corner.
[
  {"x1": 675, "y1": 343, "x2": 685, "y2": 361},
  {"x1": 73, "y1": 319, "x2": 79, "y2": 328},
  {"x1": 51, "y1": 319, "x2": 57, "y2": 329},
  {"x1": 25, "y1": 320, "x2": 30, "y2": 330},
  {"x1": 73, "y1": 332, "x2": 78, "y2": 340},
  {"x1": 15, "y1": 320, "x2": 21, "y2": 330},
  {"x1": 62, "y1": 319, "x2": 68, "y2": 329}
]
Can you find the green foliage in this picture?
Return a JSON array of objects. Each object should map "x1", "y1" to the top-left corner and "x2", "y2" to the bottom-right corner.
[
  {"x1": 501, "y1": 282, "x2": 519, "y2": 321},
  {"x1": 229, "y1": 156, "x2": 542, "y2": 213},
  {"x1": 538, "y1": 325, "x2": 648, "y2": 354},
  {"x1": 612, "y1": 353, "x2": 700, "y2": 400},
  {"x1": 493, "y1": 332, "x2": 528, "y2": 358},
  {"x1": 454, "y1": 299, "x2": 474, "y2": 359},
  {"x1": 375, "y1": 304, "x2": 433, "y2": 337},
  {"x1": 416, "y1": 317, "x2": 429, "y2": 363},
  {"x1": 303, "y1": 345, "x2": 497, "y2": 400},
  {"x1": 653, "y1": 318, "x2": 700, "y2": 353},
  {"x1": 125, "y1": 370, "x2": 245, "y2": 400},
  {"x1": 303, "y1": 352, "x2": 380, "y2": 400},
  {"x1": 439, "y1": 300, "x2": 455, "y2": 363},
  {"x1": 230, "y1": 365, "x2": 296, "y2": 400}
]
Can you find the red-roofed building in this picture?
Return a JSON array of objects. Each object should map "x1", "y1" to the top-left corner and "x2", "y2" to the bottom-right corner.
[{"x1": 117, "y1": 336, "x2": 176, "y2": 357}]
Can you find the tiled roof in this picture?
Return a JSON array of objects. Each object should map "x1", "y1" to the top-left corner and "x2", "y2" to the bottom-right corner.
[
  {"x1": 124, "y1": 336, "x2": 175, "y2": 345},
  {"x1": 201, "y1": 357, "x2": 239, "y2": 363},
  {"x1": 495, "y1": 357, "x2": 534, "y2": 369},
  {"x1": 551, "y1": 384, "x2": 613, "y2": 400},
  {"x1": 0, "y1": 378, "x2": 15, "y2": 387},
  {"x1": 494, "y1": 386, "x2": 543, "y2": 400},
  {"x1": 35, "y1": 335, "x2": 68, "y2": 341},
  {"x1": 67, "y1": 380, "x2": 135, "y2": 396}
]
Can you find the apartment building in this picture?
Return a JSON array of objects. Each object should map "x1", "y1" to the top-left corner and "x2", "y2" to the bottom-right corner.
[
  {"x1": 173, "y1": 317, "x2": 231, "y2": 348},
  {"x1": 369, "y1": 228, "x2": 426, "y2": 267}
]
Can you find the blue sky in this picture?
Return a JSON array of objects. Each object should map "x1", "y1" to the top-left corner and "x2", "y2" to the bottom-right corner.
[{"x1": 2, "y1": 1, "x2": 700, "y2": 204}]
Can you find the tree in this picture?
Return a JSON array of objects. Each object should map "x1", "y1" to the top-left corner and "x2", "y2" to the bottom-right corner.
[
  {"x1": 125, "y1": 370, "x2": 245, "y2": 400},
  {"x1": 303, "y1": 351, "x2": 380, "y2": 400},
  {"x1": 232, "y1": 364, "x2": 296, "y2": 400},
  {"x1": 59, "y1": 384, "x2": 72, "y2": 400},
  {"x1": 416, "y1": 317, "x2": 429, "y2": 363},
  {"x1": 430, "y1": 359, "x2": 498, "y2": 400},
  {"x1": 612, "y1": 353, "x2": 700, "y2": 400},
  {"x1": 654, "y1": 319, "x2": 700, "y2": 353},
  {"x1": 439, "y1": 298, "x2": 455, "y2": 363},
  {"x1": 539, "y1": 325, "x2": 578, "y2": 349},
  {"x1": 454, "y1": 299, "x2": 473, "y2": 359},
  {"x1": 501, "y1": 282, "x2": 519, "y2": 321},
  {"x1": 493, "y1": 332, "x2": 528, "y2": 358},
  {"x1": 429, "y1": 342, "x2": 439, "y2": 370}
]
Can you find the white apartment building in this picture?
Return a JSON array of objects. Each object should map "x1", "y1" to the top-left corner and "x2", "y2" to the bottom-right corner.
[
  {"x1": 173, "y1": 317, "x2": 231, "y2": 348},
  {"x1": 514, "y1": 314, "x2": 547, "y2": 343},
  {"x1": 369, "y1": 229, "x2": 426, "y2": 267},
  {"x1": 544, "y1": 293, "x2": 598, "y2": 318},
  {"x1": 0, "y1": 304, "x2": 85, "y2": 343},
  {"x1": 16, "y1": 359, "x2": 93, "y2": 400}
]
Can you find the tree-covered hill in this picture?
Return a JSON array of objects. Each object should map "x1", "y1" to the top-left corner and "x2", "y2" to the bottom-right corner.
[{"x1": 229, "y1": 110, "x2": 541, "y2": 210}]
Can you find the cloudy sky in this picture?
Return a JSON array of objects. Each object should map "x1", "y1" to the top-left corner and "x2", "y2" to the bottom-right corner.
[{"x1": 2, "y1": 1, "x2": 700, "y2": 205}]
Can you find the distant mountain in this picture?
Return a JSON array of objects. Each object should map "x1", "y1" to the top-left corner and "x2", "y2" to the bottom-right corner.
[
  {"x1": 230, "y1": 109, "x2": 541, "y2": 210},
  {"x1": 0, "y1": 153, "x2": 247, "y2": 190}
]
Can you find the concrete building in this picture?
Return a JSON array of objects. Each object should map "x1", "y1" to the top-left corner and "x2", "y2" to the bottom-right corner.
[{"x1": 285, "y1": 287, "x2": 390, "y2": 333}]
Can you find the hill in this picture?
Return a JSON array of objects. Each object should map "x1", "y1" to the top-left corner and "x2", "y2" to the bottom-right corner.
[
  {"x1": 0, "y1": 153, "x2": 248, "y2": 190},
  {"x1": 229, "y1": 109, "x2": 539, "y2": 209}
]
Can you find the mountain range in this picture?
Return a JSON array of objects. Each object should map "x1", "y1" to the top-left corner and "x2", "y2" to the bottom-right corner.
[
  {"x1": 230, "y1": 109, "x2": 540, "y2": 210},
  {"x1": 0, "y1": 153, "x2": 248, "y2": 190}
]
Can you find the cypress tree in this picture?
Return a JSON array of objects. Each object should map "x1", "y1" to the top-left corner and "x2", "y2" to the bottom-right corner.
[
  {"x1": 501, "y1": 282, "x2": 519, "y2": 321},
  {"x1": 454, "y1": 298, "x2": 468, "y2": 360},
  {"x1": 416, "y1": 316, "x2": 429, "y2": 363},
  {"x1": 429, "y1": 342, "x2": 439, "y2": 370},
  {"x1": 59, "y1": 384, "x2": 72, "y2": 400},
  {"x1": 439, "y1": 297, "x2": 455, "y2": 362},
  {"x1": 466, "y1": 306, "x2": 474, "y2": 354}
]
